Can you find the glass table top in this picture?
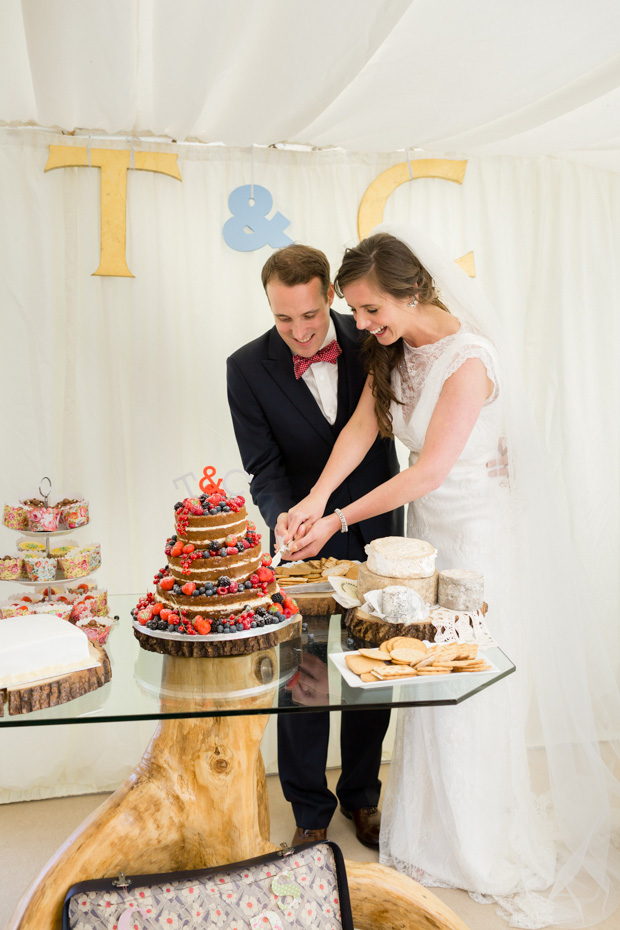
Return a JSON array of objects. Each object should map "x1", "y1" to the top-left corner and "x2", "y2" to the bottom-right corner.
[{"x1": 0, "y1": 594, "x2": 515, "y2": 727}]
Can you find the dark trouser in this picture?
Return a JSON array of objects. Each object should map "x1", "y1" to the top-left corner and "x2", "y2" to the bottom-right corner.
[{"x1": 277, "y1": 706, "x2": 391, "y2": 830}]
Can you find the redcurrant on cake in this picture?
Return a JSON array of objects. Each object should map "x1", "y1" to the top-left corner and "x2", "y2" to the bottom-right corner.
[{"x1": 132, "y1": 492, "x2": 301, "y2": 657}]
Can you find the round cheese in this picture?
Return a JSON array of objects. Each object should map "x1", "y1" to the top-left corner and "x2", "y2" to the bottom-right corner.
[{"x1": 365, "y1": 537, "x2": 437, "y2": 579}]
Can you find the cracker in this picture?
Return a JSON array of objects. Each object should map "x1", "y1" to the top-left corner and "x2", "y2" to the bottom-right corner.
[
  {"x1": 371, "y1": 665, "x2": 418, "y2": 680},
  {"x1": 389, "y1": 648, "x2": 429, "y2": 666},
  {"x1": 360, "y1": 672, "x2": 377, "y2": 683},
  {"x1": 345, "y1": 654, "x2": 387, "y2": 676},
  {"x1": 323, "y1": 562, "x2": 351, "y2": 577},
  {"x1": 387, "y1": 637, "x2": 427, "y2": 654},
  {"x1": 357, "y1": 648, "x2": 386, "y2": 660}
]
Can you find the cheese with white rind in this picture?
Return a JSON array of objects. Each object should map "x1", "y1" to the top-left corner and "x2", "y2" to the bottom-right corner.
[
  {"x1": 0, "y1": 614, "x2": 92, "y2": 686},
  {"x1": 438, "y1": 569, "x2": 484, "y2": 611},
  {"x1": 382, "y1": 585, "x2": 428, "y2": 621},
  {"x1": 365, "y1": 537, "x2": 437, "y2": 579},
  {"x1": 357, "y1": 562, "x2": 438, "y2": 605}
]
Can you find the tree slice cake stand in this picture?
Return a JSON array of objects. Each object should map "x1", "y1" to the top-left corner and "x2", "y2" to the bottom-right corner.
[
  {"x1": 345, "y1": 606, "x2": 437, "y2": 646},
  {"x1": 132, "y1": 612, "x2": 302, "y2": 657},
  {"x1": 0, "y1": 641, "x2": 111, "y2": 716},
  {"x1": 345, "y1": 603, "x2": 489, "y2": 647}
]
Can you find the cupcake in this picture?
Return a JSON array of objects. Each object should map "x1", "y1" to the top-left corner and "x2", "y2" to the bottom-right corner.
[
  {"x1": 0, "y1": 556, "x2": 22, "y2": 580},
  {"x1": 26, "y1": 506, "x2": 60, "y2": 532},
  {"x1": 58, "y1": 499, "x2": 89, "y2": 529},
  {"x1": 0, "y1": 601, "x2": 30, "y2": 618},
  {"x1": 49, "y1": 543, "x2": 77, "y2": 558},
  {"x1": 81, "y1": 543, "x2": 101, "y2": 571},
  {"x1": 33, "y1": 601, "x2": 73, "y2": 620},
  {"x1": 24, "y1": 555, "x2": 57, "y2": 582},
  {"x1": 3, "y1": 503, "x2": 28, "y2": 530},
  {"x1": 16, "y1": 540, "x2": 46, "y2": 555},
  {"x1": 59, "y1": 552, "x2": 89, "y2": 579}
]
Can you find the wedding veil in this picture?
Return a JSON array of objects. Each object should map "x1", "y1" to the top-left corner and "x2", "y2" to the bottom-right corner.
[{"x1": 372, "y1": 222, "x2": 620, "y2": 927}]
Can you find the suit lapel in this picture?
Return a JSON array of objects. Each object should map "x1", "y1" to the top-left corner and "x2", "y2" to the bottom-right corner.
[{"x1": 262, "y1": 327, "x2": 335, "y2": 445}]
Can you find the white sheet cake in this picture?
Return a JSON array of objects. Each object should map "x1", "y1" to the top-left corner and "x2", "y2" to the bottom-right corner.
[{"x1": 0, "y1": 614, "x2": 92, "y2": 687}]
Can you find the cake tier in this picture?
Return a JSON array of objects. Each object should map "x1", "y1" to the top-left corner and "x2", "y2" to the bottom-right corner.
[
  {"x1": 167, "y1": 542, "x2": 262, "y2": 583},
  {"x1": 365, "y1": 537, "x2": 437, "y2": 579},
  {"x1": 357, "y1": 562, "x2": 438, "y2": 604},
  {"x1": 156, "y1": 580, "x2": 279, "y2": 621},
  {"x1": 175, "y1": 507, "x2": 247, "y2": 545}
]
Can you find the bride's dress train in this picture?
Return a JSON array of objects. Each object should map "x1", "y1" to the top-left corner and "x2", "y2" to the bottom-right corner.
[{"x1": 379, "y1": 324, "x2": 560, "y2": 928}]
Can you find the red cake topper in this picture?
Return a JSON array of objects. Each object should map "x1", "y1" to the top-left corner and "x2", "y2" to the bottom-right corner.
[{"x1": 199, "y1": 465, "x2": 224, "y2": 495}]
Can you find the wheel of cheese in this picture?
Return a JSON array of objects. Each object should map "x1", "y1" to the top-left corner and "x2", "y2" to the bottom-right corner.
[
  {"x1": 437, "y1": 569, "x2": 484, "y2": 611},
  {"x1": 357, "y1": 562, "x2": 438, "y2": 605},
  {"x1": 365, "y1": 537, "x2": 437, "y2": 579}
]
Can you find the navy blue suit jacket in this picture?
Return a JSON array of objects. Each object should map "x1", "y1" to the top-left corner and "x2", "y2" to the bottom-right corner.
[{"x1": 226, "y1": 310, "x2": 403, "y2": 559}]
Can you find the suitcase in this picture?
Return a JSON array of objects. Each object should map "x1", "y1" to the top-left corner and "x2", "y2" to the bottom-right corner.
[{"x1": 62, "y1": 841, "x2": 354, "y2": 930}]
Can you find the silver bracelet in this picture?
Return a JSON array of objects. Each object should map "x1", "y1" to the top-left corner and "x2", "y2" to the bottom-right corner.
[{"x1": 334, "y1": 508, "x2": 348, "y2": 533}]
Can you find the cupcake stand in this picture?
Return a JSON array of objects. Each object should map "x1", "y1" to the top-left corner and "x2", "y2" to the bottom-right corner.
[{"x1": 1, "y1": 481, "x2": 110, "y2": 715}]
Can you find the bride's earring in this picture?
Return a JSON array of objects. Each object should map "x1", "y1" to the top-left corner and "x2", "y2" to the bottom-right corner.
[{"x1": 407, "y1": 296, "x2": 418, "y2": 307}]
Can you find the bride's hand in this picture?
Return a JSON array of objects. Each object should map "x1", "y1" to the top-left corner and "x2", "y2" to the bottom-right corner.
[
  {"x1": 279, "y1": 493, "x2": 327, "y2": 545},
  {"x1": 287, "y1": 514, "x2": 340, "y2": 560}
]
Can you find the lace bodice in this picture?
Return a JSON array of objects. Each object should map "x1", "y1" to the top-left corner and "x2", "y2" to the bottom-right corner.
[{"x1": 390, "y1": 322, "x2": 501, "y2": 465}]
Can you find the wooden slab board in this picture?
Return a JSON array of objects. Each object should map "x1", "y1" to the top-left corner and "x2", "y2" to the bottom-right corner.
[
  {"x1": 1, "y1": 641, "x2": 111, "y2": 716},
  {"x1": 344, "y1": 606, "x2": 437, "y2": 646},
  {"x1": 133, "y1": 614, "x2": 302, "y2": 657}
]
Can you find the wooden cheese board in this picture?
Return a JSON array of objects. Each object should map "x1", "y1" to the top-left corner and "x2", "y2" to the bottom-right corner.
[{"x1": 0, "y1": 641, "x2": 111, "y2": 716}]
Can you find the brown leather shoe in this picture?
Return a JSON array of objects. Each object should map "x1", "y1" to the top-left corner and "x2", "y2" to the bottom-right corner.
[
  {"x1": 340, "y1": 805, "x2": 381, "y2": 848},
  {"x1": 291, "y1": 825, "x2": 328, "y2": 847}
]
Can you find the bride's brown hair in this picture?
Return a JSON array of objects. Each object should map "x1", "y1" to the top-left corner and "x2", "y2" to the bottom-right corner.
[{"x1": 334, "y1": 233, "x2": 450, "y2": 438}]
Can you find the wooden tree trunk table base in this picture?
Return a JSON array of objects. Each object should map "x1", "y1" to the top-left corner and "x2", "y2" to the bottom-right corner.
[{"x1": 6, "y1": 649, "x2": 469, "y2": 930}]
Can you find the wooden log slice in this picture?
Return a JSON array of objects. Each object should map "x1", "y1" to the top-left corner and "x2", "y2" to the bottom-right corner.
[
  {"x1": 2, "y1": 642, "x2": 111, "y2": 716},
  {"x1": 344, "y1": 606, "x2": 437, "y2": 646},
  {"x1": 133, "y1": 614, "x2": 302, "y2": 657}
]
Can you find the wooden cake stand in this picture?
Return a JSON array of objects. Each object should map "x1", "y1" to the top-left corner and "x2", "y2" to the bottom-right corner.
[
  {"x1": 0, "y1": 642, "x2": 111, "y2": 717},
  {"x1": 7, "y1": 646, "x2": 469, "y2": 930}
]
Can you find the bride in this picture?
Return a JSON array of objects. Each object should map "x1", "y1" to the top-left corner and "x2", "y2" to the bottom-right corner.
[{"x1": 277, "y1": 224, "x2": 620, "y2": 928}]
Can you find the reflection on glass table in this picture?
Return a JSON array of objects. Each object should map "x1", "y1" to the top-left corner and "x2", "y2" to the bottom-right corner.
[{"x1": 0, "y1": 593, "x2": 515, "y2": 727}]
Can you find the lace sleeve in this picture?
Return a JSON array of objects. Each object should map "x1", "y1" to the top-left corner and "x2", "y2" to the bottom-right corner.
[{"x1": 443, "y1": 344, "x2": 499, "y2": 405}]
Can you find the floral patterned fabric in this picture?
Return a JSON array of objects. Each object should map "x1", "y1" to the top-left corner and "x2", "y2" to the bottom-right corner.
[{"x1": 66, "y1": 844, "x2": 347, "y2": 930}]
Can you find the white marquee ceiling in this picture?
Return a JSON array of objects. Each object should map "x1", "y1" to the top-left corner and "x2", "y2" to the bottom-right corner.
[{"x1": 1, "y1": 0, "x2": 620, "y2": 170}]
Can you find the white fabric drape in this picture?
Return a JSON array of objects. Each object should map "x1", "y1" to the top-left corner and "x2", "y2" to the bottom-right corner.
[
  {"x1": 1, "y1": 1, "x2": 620, "y2": 169},
  {"x1": 0, "y1": 130, "x2": 618, "y2": 800}
]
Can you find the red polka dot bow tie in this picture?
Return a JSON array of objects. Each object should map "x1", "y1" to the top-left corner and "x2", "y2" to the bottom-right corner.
[{"x1": 293, "y1": 339, "x2": 342, "y2": 379}]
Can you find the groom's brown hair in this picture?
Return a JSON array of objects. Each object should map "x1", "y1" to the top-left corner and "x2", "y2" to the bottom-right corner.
[{"x1": 261, "y1": 244, "x2": 331, "y2": 300}]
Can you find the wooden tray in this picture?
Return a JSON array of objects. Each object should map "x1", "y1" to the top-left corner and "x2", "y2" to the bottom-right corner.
[{"x1": 1, "y1": 641, "x2": 111, "y2": 716}]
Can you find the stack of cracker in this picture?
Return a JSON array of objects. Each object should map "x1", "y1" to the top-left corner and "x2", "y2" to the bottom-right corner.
[
  {"x1": 344, "y1": 637, "x2": 491, "y2": 683},
  {"x1": 276, "y1": 558, "x2": 359, "y2": 587}
]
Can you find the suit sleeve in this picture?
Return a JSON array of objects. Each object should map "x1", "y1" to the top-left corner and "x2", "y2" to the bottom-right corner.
[{"x1": 226, "y1": 355, "x2": 296, "y2": 531}]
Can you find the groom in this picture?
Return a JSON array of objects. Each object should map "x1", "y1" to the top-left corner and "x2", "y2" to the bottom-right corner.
[{"x1": 226, "y1": 243, "x2": 403, "y2": 847}]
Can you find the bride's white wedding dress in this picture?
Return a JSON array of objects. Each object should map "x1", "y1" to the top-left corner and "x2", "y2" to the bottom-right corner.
[{"x1": 379, "y1": 322, "x2": 559, "y2": 928}]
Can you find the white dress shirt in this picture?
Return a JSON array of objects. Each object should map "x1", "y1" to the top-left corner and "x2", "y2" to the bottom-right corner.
[{"x1": 298, "y1": 320, "x2": 339, "y2": 425}]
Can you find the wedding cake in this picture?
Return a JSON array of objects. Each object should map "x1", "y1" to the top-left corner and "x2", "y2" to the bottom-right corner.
[{"x1": 132, "y1": 490, "x2": 298, "y2": 654}]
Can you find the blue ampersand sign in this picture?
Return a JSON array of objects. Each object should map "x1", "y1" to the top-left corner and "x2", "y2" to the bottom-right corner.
[{"x1": 223, "y1": 184, "x2": 293, "y2": 252}]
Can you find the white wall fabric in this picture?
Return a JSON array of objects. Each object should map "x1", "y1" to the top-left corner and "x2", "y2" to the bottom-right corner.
[
  {"x1": 0, "y1": 128, "x2": 618, "y2": 798},
  {"x1": 1, "y1": 1, "x2": 620, "y2": 168}
]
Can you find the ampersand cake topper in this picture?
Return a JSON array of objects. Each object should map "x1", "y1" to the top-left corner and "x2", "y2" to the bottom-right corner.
[{"x1": 199, "y1": 465, "x2": 224, "y2": 494}]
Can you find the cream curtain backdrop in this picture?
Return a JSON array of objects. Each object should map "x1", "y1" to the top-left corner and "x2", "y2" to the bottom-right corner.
[
  {"x1": 0, "y1": 128, "x2": 618, "y2": 798},
  {"x1": 2, "y1": 0, "x2": 620, "y2": 170}
]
